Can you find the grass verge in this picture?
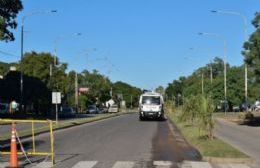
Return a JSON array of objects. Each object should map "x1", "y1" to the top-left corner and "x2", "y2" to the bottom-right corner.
[
  {"x1": 0, "y1": 111, "x2": 135, "y2": 141},
  {"x1": 167, "y1": 110, "x2": 249, "y2": 158}
]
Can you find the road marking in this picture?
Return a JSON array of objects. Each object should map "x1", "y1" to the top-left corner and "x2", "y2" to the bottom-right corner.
[
  {"x1": 72, "y1": 161, "x2": 98, "y2": 168},
  {"x1": 0, "y1": 163, "x2": 8, "y2": 168},
  {"x1": 112, "y1": 161, "x2": 135, "y2": 168},
  {"x1": 181, "y1": 161, "x2": 213, "y2": 168},
  {"x1": 31, "y1": 162, "x2": 53, "y2": 168},
  {"x1": 153, "y1": 161, "x2": 173, "y2": 166},
  {"x1": 217, "y1": 164, "x2": 251, "y2": 168}
]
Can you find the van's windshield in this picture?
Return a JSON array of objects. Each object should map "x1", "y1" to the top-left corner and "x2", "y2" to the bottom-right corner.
[{"x1": 142, "y1": 96, "x2": 160, "y2": 105}]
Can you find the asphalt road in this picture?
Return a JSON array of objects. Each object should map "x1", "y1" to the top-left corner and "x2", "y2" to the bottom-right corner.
[
  {"x1": 0, "y1": 113, "x2": 254, "y2": 168},
  {"x1": 215, "y1": 118, "x2": 260, "y2": 168},
  {"x1": 2, "y1": 113, "x2": 200, "y2": 168}
]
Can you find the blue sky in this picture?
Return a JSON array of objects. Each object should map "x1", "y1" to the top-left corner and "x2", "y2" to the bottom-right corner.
[{"x1": 0, "y1": 0, "x2": 259, "y2": 89}]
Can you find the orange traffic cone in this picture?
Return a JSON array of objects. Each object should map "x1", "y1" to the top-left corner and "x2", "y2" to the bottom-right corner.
[{"x1": 9, "y1": 122, "x2": 18, "y2": 168}]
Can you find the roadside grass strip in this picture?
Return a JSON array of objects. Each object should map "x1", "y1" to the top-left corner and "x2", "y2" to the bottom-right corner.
[
  {"x1": 167, "y1": 112, "x2": 249, "y2": 158},
  {"x1": 0, "y1": 112, "x2": 134, "y2": 141}
]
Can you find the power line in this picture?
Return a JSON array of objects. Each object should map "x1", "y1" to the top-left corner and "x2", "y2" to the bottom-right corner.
[{"x1": 0, "y1": 50, "x2": 19, "y2": 58}]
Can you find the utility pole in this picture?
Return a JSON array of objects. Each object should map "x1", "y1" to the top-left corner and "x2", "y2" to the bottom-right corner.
[
  {"x1": 199, "y1": 32, "x2": 228, "y2": 115},
  {"x1": 202, "y1": 73, "x2": 204, "y2": 95},
  {"x1": 20, "y1": 10, "x2": 57, "y2": 113},
  {"x1": 75, "y1": 72, "x2": 78, "y2": 113},
  {"x1": 110, "y1": 87, "x2": 113, "y2": 98},
  {"x1": 210, "y1": 61, "x2": 213, "y2": 85},
  {"x1": 211, "y1": 10, "x2": 249, "y2": 112},
  {"x1": 20, "y1": 22, "x2": 24, "y2": 112},
  {"x1": 130, "y1": 95, "x2": 133, "y2": 109}
]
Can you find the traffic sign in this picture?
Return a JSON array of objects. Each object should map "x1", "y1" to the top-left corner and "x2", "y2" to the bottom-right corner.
[{"x1": 52, "y1": 92, "x2": 61, "y2": 104}]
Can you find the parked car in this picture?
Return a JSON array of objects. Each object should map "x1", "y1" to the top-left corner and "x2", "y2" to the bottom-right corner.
[
  {"x1": 216, "y1": 100, "x2": 231, "y2": 112},
  {"x1": 0, "y1": 103, "x2": 9, "y2": 114},
  {"x1": 232, "y1": 106, "x2": 240, "y2": 112},
  {"x1": 239, "y1": 102, "x2": 251, "y2": 112},
  {"x1": 99, "y1": 107, "x2": 108, "y2": 113},
  {"x1": 253, "y1": 101, "x2": 260, "y2": 111},
  {"x1": 87, "y1": 105, "x2": 99, "y2": 114},
  {"x1": 108, "y1": 104, "x2": 119, "y2": 113},
  {"x1": 59, "y1": 107, "x2": 76, "y2": 118}
]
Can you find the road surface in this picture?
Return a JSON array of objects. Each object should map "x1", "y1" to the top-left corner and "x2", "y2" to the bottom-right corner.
[
  {"x1": 215, "y1": 118, "x2": 260, "y2": 168},
  {"x1": 0, "y1": 113, "x2": 253, "y2": 168}
]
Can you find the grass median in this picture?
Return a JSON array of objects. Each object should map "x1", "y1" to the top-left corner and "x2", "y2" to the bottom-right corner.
[
  {"x1": 167, "y1": 109, "x2": 249, "y2": 158},
  {"x1": 0, "y1": 111, "x2": 136, "y2": 141}
]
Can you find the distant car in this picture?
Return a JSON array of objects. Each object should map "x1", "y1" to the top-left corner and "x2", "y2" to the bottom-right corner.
[
  {"x1": 0, "y1": 103, "x2": 9, "y2": 114},
  {"x1": 59, "y1": 107, "x2": 76, "y2": 118},
  {"x1": 87, "y1": 105, "x2": 99, "y2": 114},
  {"x1": 253, "y1": 102, "x2": 260, "y2": 111},
  {"x1": 99, "y1": 107, "x2": 108, "y2": 113},
  {"x1": 232, "y1": 106, "x2": 240, "y2": 112},
  {"x1": 240, "y1": 102, "x2": 250, "y2": 112},
  {"x1": 216, "y1": 100, "x2": 231, "y2": 112},
  {"x1": 108, "y1": 104, "x2": 119, "y2": 113}
]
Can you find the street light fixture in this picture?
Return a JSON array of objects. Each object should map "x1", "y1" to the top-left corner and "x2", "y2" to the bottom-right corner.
[
  {"x1": 53, "y1": 32, "x2": 82, "y2": 65},
  {"x1": 211, "y1": 10, "x2": 249, "y2": 111},
  {"x1": 187, "y1": 47, "x2": 214, "y2": 85},
  {"x1": 20, "y1": 10, "x2": 57, "y2": 112},
  {"x1": 199, "y1": 32, "x2": 228, "y2": 115}
]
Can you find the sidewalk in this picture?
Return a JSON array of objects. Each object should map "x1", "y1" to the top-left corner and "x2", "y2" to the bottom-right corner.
[{"x1": 214, "y1": 118, "x2": 260, "y2": 168}]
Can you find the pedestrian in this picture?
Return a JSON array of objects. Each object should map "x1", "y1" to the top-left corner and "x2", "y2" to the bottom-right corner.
[{"x1": 9, "y1": 100, "x2": 18, "y2": 114}]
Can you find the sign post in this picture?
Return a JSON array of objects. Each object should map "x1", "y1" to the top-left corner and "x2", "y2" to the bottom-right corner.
[{"x1": 52, "y1": 92, "x2": 61, "y2": 124}]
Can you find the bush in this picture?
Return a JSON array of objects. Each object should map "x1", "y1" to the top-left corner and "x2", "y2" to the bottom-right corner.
[{"x1": 181, "y1": 95, "x2": 215, "y2": 140}]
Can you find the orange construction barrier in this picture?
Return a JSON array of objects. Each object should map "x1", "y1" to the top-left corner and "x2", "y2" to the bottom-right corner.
[{"x1": 9, "y1": 122, "x2": 18, "y2": 168}]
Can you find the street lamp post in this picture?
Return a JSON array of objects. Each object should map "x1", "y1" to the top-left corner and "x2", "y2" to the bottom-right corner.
[
  {"x1": 75, "y1": 72, "x2": 79, "y2": 113},
  {"x1": 211, "y1": 10, "x2": 249, "y2": 111},
  {"x1": 199, "y1": 32, "x2": 228, "y2": 115},
  {"x1": 185, "y1": 47, "x2": 213, "y2": 95},
  {"x1": 183, "y1": 55, "x2": 205, "y2": 95},
  {"x1": 51, "y1": 33, "x2": 82, "y2": 122},
  {"x1": 20, "y1": 10, "x2": 57, "y2": 112}
]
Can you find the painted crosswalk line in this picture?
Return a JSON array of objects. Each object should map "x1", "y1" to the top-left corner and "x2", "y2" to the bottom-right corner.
[
  {"x1": 0, "y1": 162, "x2": 9, "y2": 168},
  {"x1": 112, "y1": 161, "x2": 135, "y2": 168},
  {"x1": 216, "y1": 163, "x2": 251, "y2": 168},
  {"x1": 72, "y1": 161, "x2": 98, "y2": 168},
  {"x1": 181, "y1": 161, "x2": 213, "y2": 168},
  {"x1": 0, "y1": 160, "x2": 253, "y2": 168}
]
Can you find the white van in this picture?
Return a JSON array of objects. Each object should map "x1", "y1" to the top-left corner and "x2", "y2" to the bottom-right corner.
[{"x1": 139, "y1": 92, "x2": 164, "y2": 120}]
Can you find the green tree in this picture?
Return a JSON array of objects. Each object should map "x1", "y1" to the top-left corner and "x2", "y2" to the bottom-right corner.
[
  {"x1": 243, "y1": 12, "x2": 260, "y2": 82},
  {"x1": 0, "y1": 0, "x2": 23, "y2": 42},
  {"x1": 242, "y1": 12, "x2": 260, "y2": 102},
  {"x1": 165, "y1": 77, "x2": 185, "y2": 105},
  {"x1": 112, "y1": 81, "x2": 142, "y2": 108},
  {"x1": 155, "y1": 86, "x2": 165, "y2": 95}
]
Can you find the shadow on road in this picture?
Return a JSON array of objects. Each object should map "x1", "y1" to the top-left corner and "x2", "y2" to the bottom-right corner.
[
  {"x1": 240, "y1": 115, "x2": 260, "y2": 127},
  {"x1": 152, "y1": 119, "x2": 202, "y2": 165}
]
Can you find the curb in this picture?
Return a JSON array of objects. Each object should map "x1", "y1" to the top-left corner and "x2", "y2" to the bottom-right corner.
[{"x1": 203, "y1": 157, "x2": 255, "y2": 165}]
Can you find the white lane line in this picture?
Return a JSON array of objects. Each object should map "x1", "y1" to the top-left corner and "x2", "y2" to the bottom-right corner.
[
  {"x1": 217, "y1": 164, "x2": 251, "y2": 168},
  {"x1": 153, "y1": 161, "x2": 173, "y2": 166},
  {"x1": 112, "y1": 161, "x2": 135, "y2": 168},
  {"x1": 72, "y1": 161, "x2": 98, "y2": 168},
  {"x1": 181, "y1": 161, "x2": 213, "y2": 168}
]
